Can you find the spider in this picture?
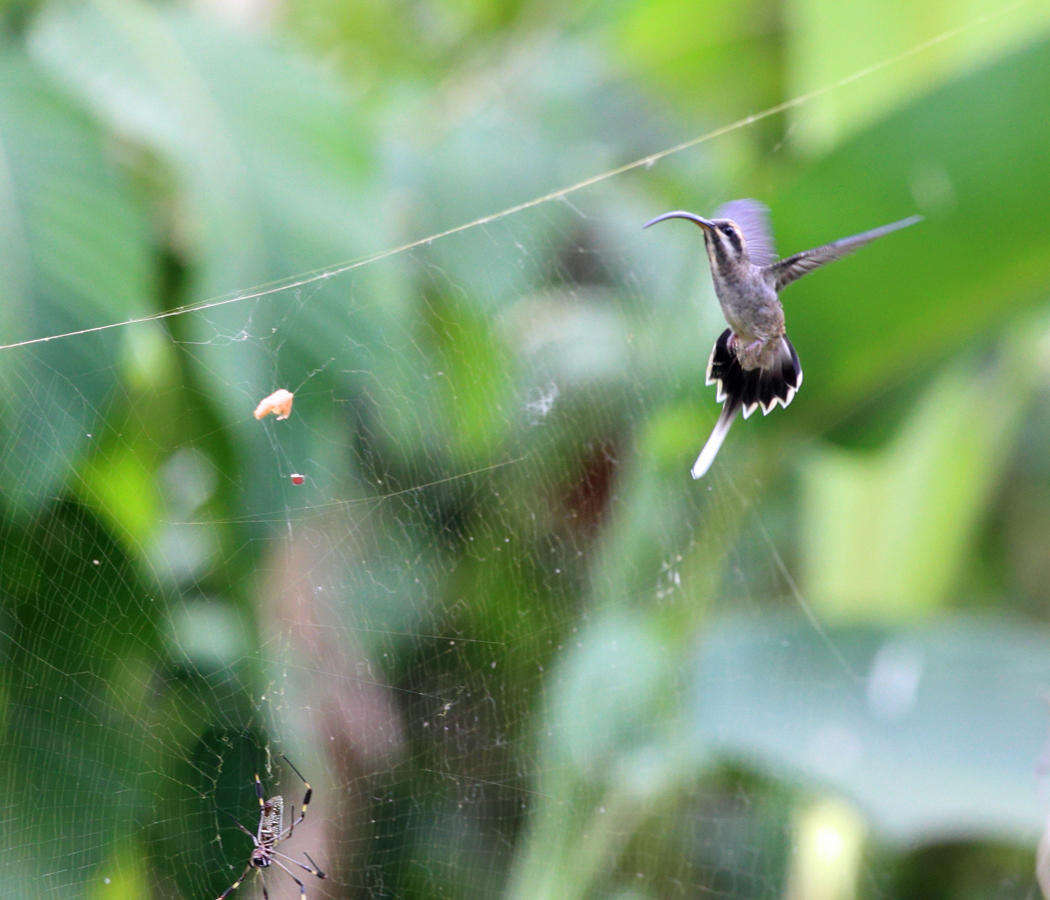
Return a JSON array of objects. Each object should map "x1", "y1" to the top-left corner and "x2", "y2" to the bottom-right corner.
[{"x1": 217, "y1": 755, "x2": 326, "y2": 899}]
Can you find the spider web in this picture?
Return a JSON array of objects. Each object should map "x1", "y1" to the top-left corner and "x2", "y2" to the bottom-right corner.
[{"x1": 1, "y1": 3, "x2": 1049, "y2": 898}]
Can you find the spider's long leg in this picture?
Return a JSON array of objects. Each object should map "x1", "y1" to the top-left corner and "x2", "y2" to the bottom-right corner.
[
  {"x1": 253, "y1": 773, "x2": 266, "y2": 810},
  {"x1": 303, "y1": 852, "x2": 326, "y2": 880},
  {"x1": 276, "y1": 807, "x2": 310, "y2": 842},
  {"x1": 215, "y1": 861, "x2": 253, "y2": 900},
  {"x1": 270, "y1": 858, "x2": 308, "y2": 898},
  {"x1": 219, "y1": 809, "x2": 259, "y2": 844},
  {"x1": 271, "y1": 848, "x2": 326, "y2": 879},
  {"x1": 276, "y1": 810, "x2": 306, "y2": 842},
  {"x1": 281, "y1": 755, "x2": 313, "y2": 823}
]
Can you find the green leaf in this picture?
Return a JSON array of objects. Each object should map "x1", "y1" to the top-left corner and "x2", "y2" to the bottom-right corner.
[
  {"x1": 800, "y1": 325, "x2": 1038, "y2": 618},
  {"x1": 692, "y1": 612, "x2": 1050, "y2": 842},
  {"x1": 0, "y1": 502, "x2": 157, "y2": 889},
  {"x1": 0, "y1": 49, "x2": 152, "y2": 515},
  {"x1": 784, "y1": 0, "x2": 1049, "y2": 152},
  {"x1": 30, "y1": 0, "x2": 400, "y2": 514},
  {"x1": 772, "y1": 34, "x2": 1050, "y2": 421}
]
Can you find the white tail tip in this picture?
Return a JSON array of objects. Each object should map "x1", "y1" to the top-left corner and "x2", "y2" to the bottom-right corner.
[{"x1": 691, "y1": 403, "x2": 740, "y2": 479}]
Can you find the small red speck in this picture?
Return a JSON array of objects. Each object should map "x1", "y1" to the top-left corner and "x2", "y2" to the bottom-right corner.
[{"x1": 290, "y1": 473, "x2": 304, "y2": 485}]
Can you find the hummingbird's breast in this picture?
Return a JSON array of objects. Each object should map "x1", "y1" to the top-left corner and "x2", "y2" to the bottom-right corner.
[{"x1": 711, "y1": 269, "x2": 783, "y2": 344}]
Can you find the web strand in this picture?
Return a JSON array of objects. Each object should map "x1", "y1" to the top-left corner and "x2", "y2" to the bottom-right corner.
[{"x1": 0, "y1": 0, "x2": 1028, "y2": 354}]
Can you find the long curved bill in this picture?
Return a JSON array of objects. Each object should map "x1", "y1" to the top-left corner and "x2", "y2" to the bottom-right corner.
[{"x1": 643, "y1": 210, "x2": 715, "y2": 231}]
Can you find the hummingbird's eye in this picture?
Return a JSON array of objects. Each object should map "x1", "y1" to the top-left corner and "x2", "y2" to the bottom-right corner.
[{"x1": 720, "y1": 224, "x2": 743, "y2": 254}]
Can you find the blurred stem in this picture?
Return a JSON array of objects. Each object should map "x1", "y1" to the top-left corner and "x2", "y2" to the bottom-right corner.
[
  {"x1": 506, "y1": 752, "x2": 687, "y2": 899},
  {"x1": 507, "y1": 413, "x2": 756, "y2": 897},
  {"x1": 505, "y1": 786, "x2": 636, "y2": 899}
]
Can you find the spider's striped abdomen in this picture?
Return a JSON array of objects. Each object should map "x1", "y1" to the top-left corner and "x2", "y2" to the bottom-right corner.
[{"x1": 258, "y1": 795, "x2": 283, "y2": 847}]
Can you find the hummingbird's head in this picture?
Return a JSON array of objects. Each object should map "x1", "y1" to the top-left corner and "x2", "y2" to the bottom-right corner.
[{"x1": 643, "y1": 211, "x2": 747, "y2": 270}]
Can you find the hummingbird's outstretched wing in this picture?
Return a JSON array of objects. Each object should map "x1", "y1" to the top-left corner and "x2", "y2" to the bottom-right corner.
[
  {"x1": 715, "y1": 199, "x2": 777, "y2": 267},
  {"x1": 766, "y1": 214, "x2": 922, "y2": 292}
]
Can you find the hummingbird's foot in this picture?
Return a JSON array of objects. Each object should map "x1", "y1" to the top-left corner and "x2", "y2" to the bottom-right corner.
[
  {"x1": 726, "y1": 333, "x2": 763, "y2": 357},
  {"x1": 741, "y1": 338, "x2": 764, "y2": 356},
  {"x1": 733, "y1": 337, "x2": 775, "y2": 370}
]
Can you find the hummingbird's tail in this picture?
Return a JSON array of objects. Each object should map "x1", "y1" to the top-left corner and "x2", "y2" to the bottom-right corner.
[
  {"x1": 691, "y1": 328, "x2": 803, "y2": 479},
  {"x1": 691, "y1": 397, "x2": 741, "y2": 479},
  {"x1": 707, "y1": 328, "x2": 802, "y2": 418}
]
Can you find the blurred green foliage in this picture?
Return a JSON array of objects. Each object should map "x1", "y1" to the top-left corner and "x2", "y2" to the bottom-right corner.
[{"x1": 0, "y1": 0, "x2": 1049, "y2": 897}]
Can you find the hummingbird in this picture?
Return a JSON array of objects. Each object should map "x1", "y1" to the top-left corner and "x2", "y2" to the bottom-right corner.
[{"x1": 644, "y1": 199, "x2": 921, "y2": 479}]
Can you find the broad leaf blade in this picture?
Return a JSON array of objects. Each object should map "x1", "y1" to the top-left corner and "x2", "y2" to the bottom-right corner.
[
  {"x1": 0, "y1": 51, "x2": 152, "y2": 515},
  {"x1": 692, "y1": 613, "x2": 1050, "y2": 842}
]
